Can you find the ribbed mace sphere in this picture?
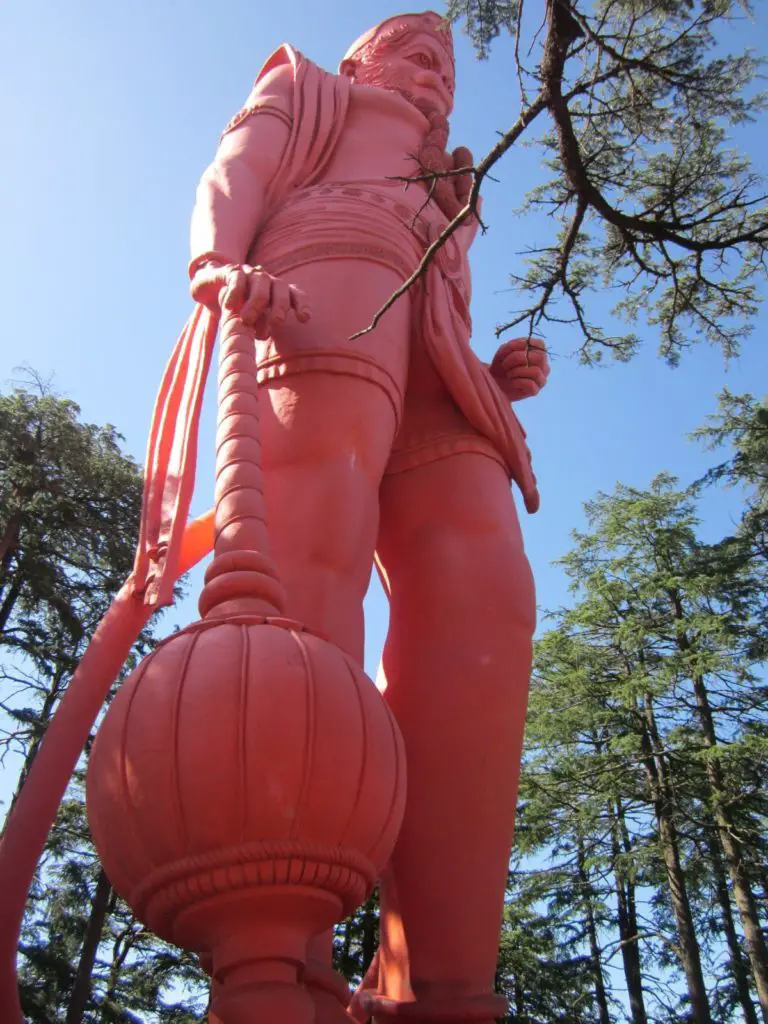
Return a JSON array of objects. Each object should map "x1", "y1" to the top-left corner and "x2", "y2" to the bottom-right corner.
[{"x1": 86, "y1": 614, "x2": 406, "y2": 969}]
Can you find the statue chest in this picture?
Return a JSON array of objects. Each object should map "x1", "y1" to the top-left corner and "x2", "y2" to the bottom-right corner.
[{"x1": 317, "y1": 90, "x2": 430, "y2": 187}]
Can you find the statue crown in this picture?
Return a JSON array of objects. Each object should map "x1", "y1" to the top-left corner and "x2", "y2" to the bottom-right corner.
[{"x1": 341, "y1": 11, "x2": 455, "y2": 71}]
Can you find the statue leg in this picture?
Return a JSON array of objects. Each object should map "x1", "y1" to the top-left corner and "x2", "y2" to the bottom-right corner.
[
  {"x1": 258, "y1": 370, "x2": 394, "y2": 662},
  {"x1": 255, "y1": 256, "x2": 411, "y2": 662},
  {"x1": 371, "y1": 450, "x2": 536, "y2": 1024},
  {"x1": 252, "y1": 259, "x2": 411, "y2": 1022}
]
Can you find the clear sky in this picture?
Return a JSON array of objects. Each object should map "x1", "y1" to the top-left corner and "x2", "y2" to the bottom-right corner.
[{"x1": 1, "y1": 0, "x2": 765, "y2": 679}]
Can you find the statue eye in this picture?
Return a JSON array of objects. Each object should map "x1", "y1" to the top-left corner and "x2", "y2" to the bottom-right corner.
[{"x1": 409, "y1": 52, "x2": 432, "y2": 69}]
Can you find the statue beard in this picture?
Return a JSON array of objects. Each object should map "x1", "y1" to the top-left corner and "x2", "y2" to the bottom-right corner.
[
  {"x1": 355, "y1": 59, "x2": 422, "y2": 113},
  {"x1": 354, "y1": 58, "x2": 461, "y2": 220}
]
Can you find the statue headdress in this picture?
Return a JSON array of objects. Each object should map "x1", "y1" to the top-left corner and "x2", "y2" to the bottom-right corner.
[{"x1": 340, "y1": 11, "x2": 454, "y2": 72}]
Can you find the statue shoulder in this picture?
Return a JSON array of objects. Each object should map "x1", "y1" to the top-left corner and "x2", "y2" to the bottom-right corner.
[{"x1": 220, "y1": 45, "x2": 302, "y2": 140}]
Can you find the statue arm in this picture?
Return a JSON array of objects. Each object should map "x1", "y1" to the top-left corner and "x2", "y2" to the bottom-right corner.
[{"x1": 189, "y1": 63, "x2": 294, "y2": 266}]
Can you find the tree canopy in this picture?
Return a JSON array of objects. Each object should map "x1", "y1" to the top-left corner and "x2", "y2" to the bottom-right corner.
[
  {"x1": 504, "y1": 391, "x2": 768, "y2": 1022},
  {"x1": 437, "y1": 0, "x2": 767, "y2": 365}
]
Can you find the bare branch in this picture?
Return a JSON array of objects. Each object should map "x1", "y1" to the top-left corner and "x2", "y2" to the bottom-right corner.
[
  {"x1": 497, "y1": 195, "x2": 588, "y2": 336},
  {"x1": 542, "y1": 5, "x2": 768, "y2": 255},
  {"x1": 349, "y1": 92, "x2": 549, "y2": 340}
]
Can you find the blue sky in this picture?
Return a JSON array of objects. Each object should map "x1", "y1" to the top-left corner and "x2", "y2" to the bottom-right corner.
[{"x1": 1, "y1": 1, "x2": 765, "y2": 674}]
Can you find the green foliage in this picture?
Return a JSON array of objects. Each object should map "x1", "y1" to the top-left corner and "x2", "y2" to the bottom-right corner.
[
  {"x1": 18, "y1": 779, "x2": 207, "y2": 1023},
  {"x1": 513, "y1": 410, "x2": 768, "y2": 1020},
  {"x1": 0, "y1": 375, "x2": 144, "y2": 649},
  {"x1": 332, "y1": 891, "x2": 379, "y2": 985},
  {"x1": 446, "y1": 1, "x2": 519, "y2": 58},
  {"x1": 0, "y1": 375, "x2": 205, "y2": 1023},
  {"x1": 445, "y1": 1, "x2": 767, "y2": 364}
]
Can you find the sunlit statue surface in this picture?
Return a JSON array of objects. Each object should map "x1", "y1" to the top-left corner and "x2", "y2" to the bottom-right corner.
[{"x1": 0, "y1": 12, "x2": 549, "y2": 1024}]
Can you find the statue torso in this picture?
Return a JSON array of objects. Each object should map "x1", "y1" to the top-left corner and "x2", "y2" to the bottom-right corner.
[
  {"x1": 252, "y1": 75, "x2": 456, "y2": 279},
  {"x1": 317, "y1": 82, "x2": 433, "y2": 190}
]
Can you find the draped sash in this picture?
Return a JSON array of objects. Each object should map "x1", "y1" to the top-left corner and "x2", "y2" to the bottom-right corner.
[
  {"x1": 130, "y1": 47, "x2": 351, "y2": 607},
  {"x1": 130, "y1": 46, "x2": 537, "y2": 609}
]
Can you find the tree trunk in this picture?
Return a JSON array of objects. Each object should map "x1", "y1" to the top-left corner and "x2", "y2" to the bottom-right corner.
[
  {"x1": 514, "y1": 979, "x2": 527, "y2": 1022},
  {"x1": 361, "y1": 898, "x2": 378, "y2": 976},
  {"x1": 341, "y1": 918, "x2": 353, "y2": 974},
  {"x1": 640, "y1": 692, "x2": 712, "y2": 1024},
  {"x1": 101, "y1": 926, "x2": 137, "y2": 1021},
  {"x1": 0, "y1": 510, "x2": 22, "y2": 572},
  {"x1": 0, "y1": 574, "x2": 23, "y2": 635},
  {"x1": 65, "y1": 869, "x2": 112, "y2": 1024},
  {"x1": 608, "y1": 797, "x2": 648, "y2": 1024},
  {"x1": 689, "y1": 670, "x2": 768, "y2": 1022},
  {"x1": 576, "y1": 831, "x2": 611, "y2": 1024},
  {"x1": 705, "y1": 827, "x2": 759, "y2": 1024}
]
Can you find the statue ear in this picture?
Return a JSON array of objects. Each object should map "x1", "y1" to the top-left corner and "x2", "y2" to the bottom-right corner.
[{"x1": 339, "y1": 58, "x2": 357, "y2": 80}]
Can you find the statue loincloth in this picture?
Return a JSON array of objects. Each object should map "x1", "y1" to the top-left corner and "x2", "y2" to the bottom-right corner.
[{"x1": 250, "y1": 179, "x2": 507, "y2": 477}]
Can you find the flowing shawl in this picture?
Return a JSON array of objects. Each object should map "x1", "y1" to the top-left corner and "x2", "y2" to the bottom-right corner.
[
  {"x1": 422, "y1": 234, "x2": 539, "y2": 514},
  {"x1": 130, "y1": 46, "x2": 350, "y2": 607},
  {"x1": 131, "y1": 45, "x2": 537, "y2": 608}
]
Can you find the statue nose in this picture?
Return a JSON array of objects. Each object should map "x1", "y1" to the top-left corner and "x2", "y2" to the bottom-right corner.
[{"x1": 415, "y1": 69, "x2": 452, "y2": 109}]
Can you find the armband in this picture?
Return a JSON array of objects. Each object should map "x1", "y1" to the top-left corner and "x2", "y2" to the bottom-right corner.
[{"x1": 220, "y1": 103, "x2": 293, "y2": 141}]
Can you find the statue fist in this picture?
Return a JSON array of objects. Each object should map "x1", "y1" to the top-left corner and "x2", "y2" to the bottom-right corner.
[
  {"x1": 192, "y1": 262, "x2": 311, "y2": 338},
  {"x1": 490, "y1": 338, "x2": 550, "y2": 402},
  {"x1": 418, "y1": 143, "x2": 475, "y2": 222}
]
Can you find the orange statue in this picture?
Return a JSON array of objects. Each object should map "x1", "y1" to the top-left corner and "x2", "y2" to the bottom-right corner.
[{"x1": 0, "y1": 12, "x2": 549, "y2": 1024}]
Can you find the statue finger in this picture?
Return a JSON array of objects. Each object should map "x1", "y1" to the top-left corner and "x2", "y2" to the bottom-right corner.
[
  {"x1": 241, "y1": 272, "x2": 271, "y2": 324},
  {"x1": 499, "y1": 348, "x2": 550, "y2": 374},
  {"x1": 505, "y1": 336, "x2": 546, "y2": 353},
  {"x1": 452, "y1": 146, "x2": 474, "y2": 170},
  {"x1": 508, "y1": 379, "x2": 540, "y2": 400},
  {"x1": 455, "y1": 178, "x2": 472, "y2": 206},
  {"x1": 494, "y1": 337, "x2": 548, "y2": 370},
  {"x1": 435, "y1": 179, "x2": 462, "y2": 219},
  {"x1": 289, "y1": 285, "x2": 312, "y2": 323},
  {"x1": 252, "y1": 313, "x2": 272, "y2": 342},
  {"x1": 267, "y1": 277, "x2": 291, "y2": 328},
  {"x1": 451, "y1": 146, "x2": 474, "y2": 204},
  {"x1": 222, "y1": 267, "x2": 248, "y2": 312},
  {"x1": 495, "y1": 338, "x2": 531, "y2": 359},
  {"x1": 497, "y1": 350, "x2": 531, "y2": 371},
  {"x1": 533, "y1": 351, "x2": 551, "y2": 376},
  {"x1": 508, "y1": 366, "x2": 547, "y2": 388},
  {"x1": 521, "y1": 347, "x2": 551, "y2": 375}
]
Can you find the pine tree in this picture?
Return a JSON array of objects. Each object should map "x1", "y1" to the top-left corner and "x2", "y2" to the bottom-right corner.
[
  {"x1": 524, "y1": 471, "x2": 768, "y2": 1021},
  {"x1": 1, "y1": 376, "x2": 207, "y2": 1022}
]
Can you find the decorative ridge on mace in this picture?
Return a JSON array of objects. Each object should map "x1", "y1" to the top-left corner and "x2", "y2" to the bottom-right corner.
[{"x1": 198, "y1": 300, "x2": 287, "y2": 620}]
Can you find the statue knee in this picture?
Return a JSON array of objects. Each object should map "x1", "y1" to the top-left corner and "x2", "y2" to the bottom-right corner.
[{"x1": 383, "y1": 512, "x2": 536, "y2": 641}]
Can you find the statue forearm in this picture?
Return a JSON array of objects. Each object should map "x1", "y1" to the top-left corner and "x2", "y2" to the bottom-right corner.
[{"x1": 190, "y1": 156, "x2": 268, "y2": 266}]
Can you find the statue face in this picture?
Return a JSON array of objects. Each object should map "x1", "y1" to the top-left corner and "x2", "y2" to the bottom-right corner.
[{"x1": 347, "y1": 28, "x2": 455, "y2": 117}]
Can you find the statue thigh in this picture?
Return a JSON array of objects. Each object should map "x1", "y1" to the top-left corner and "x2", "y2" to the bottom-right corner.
[
  {"x1": 255, "y1": 257, "x2": 411, "y2": 663},
  {"x1": 375, "y1": 450, "x2": 536, "y2": 1007}
]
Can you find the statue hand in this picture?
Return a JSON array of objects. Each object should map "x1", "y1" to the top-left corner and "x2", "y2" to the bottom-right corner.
[
  {"x1": 191, "y1": 262, "x2": 311, "y2": 338},
  {"x1": 450, "y1": 146, "x2": 483, "y2": 251},
  {"x1": 490, "y1": 338, "x2": 550, "y2": 402},
  {"x1": 415, "y1": 107, "x2": 477, "y2": 227},
  {"x1": 451, "y1": 146, "x2": 474, "y2": 210},
  {"x1": 420, "y1": 145, "x2": 477, "y2": 224}
]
